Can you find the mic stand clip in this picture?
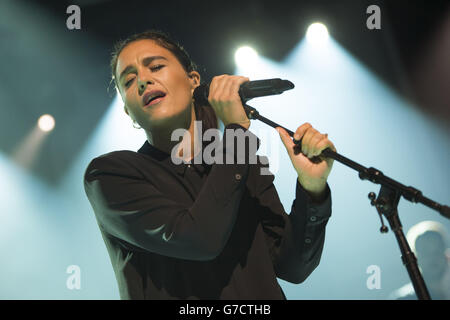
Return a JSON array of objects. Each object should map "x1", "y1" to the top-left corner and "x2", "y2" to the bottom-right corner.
[{"x1": 367, "y1": 184, "x2": 430, "y2": 300}]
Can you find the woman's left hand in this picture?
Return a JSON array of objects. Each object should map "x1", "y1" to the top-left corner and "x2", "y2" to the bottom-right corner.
[
  {"x1": 277, "y1": 123, "x2": 336, "y2": 199},
  {"x1": 207, "y1": 75, "x2": 251, "y2": 129}
]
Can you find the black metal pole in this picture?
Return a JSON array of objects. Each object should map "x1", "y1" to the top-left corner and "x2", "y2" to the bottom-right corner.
[
  {"x1": 243, "y1": 103, "x2": 450, "y2": 219},
  {"x1": 243, "y1": 102, "x2": 450, "y2": 300},
  {"x1": 371, "y1": 185, "x2": 431, "y2": 300},
  {"x1": 386, "y1": 213, "x2": 431, "y2": 300}
]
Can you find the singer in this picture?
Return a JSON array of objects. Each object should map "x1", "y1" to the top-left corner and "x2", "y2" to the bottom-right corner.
[{"x1": 84, "y1": 30, "x2": 337, "y2": 300}]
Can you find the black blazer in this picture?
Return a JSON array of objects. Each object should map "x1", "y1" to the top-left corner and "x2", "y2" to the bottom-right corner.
[{"x1": 84, "y1": 123, "x2": 332, "y2": 299}]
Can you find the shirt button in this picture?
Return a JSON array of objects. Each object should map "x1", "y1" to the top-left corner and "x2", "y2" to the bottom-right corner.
[
  {"x1": 305, "y1": 238, "x2": 312, "y2": 244},
  {"x1": 310, "y1": 216, "x2": 317, "y2": 222},
  {"x1": 187, "y1": 164, "x2": 191, "y2": 168},
  {"x1": 235, "y1": 173, "x2": 242, "y2": 181}
]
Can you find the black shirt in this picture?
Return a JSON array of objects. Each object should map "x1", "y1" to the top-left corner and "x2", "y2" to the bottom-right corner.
[{"x1": 83, "y1": 124, "x2": 332, "y2": 299}]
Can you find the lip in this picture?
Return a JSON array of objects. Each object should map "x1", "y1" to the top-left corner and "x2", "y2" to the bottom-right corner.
[
  {"x1": 142, "y1": 90, "x2": 166, "y2": 107},
  {"x1": 148, "y1": 96, "x2": 165, "y2": 106}
]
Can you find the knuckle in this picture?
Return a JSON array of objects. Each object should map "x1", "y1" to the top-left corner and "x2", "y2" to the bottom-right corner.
[
  {"x1": 213, "y1": 75, "x2": 226, "y2": 82},
  {"x1": 208, "y1": 96, "x2": 218, "y2": 104}
]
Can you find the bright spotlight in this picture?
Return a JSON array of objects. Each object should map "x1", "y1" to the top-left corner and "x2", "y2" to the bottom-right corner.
[
  {"x1": 38, "y1": 114, "x2": 55, "y2": 132},
  {"x1": 306, "y1": 22, "x2": 329, "y2": 45},
  {"x1": 235, "y1": 46, "x2": 258, "y2": 67}
]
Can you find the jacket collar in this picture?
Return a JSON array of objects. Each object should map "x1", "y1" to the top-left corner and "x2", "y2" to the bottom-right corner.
[{"x1": 137, "y1": 140, "x2": 208, "y2": 176}]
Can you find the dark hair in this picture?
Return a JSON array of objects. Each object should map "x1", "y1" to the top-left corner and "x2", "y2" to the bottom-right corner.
[{"x1": 110, "y1": 30, "x2": 218, "y2": 133}]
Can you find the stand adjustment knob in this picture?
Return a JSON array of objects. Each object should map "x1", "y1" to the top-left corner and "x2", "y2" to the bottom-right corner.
[
  {"x1": 368, "y1": 191, "x2": 389, "y2": 234},
  {"x1": 368, "y1": 192, "x2": 376, "y2": 206}
]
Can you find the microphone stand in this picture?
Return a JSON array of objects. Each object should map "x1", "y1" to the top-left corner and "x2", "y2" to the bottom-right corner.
[{"x1": 243, "y1": 102, "x2": 450, "y2": 300}]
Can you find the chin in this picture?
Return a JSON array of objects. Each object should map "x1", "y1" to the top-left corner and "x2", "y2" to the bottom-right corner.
[{"x1": 147, "y1": 107, "x2": 191, "y2": 129}]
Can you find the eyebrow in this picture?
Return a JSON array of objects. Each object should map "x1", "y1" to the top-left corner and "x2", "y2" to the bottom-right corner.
[{"x1": 118, "y1": 56, "x2": 168, "y2": 82}]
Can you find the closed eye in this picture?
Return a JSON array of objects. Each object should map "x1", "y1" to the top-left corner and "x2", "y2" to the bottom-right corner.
[
  {"x1": 151, "y1": 64, "x2": 164, "y2": 71},
  {"x1": 123, "y1": 65, "x2": 164, "y2": 89},
  {"x1": 125, "y1": 77, "x2": 135, "y2": 88}
]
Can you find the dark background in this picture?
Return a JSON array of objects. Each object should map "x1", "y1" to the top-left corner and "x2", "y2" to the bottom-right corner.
[{"x1": 1, "y1": 0, "x2": 449, "y2": 185}]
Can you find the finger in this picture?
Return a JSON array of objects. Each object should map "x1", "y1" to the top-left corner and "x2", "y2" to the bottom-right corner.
[
  {"x1": 238, "y1": 76, "x2": 250, "y2": 86},
  {"x1": 310, "y1": 132, "x2": 337, "y2": 157},
  {"x1": 315, "y1": 137, "x2": 337, "y2": 155},
  {"x1": 276, "y1": 127, "x2": 294, "y2": 157},
  {"x1": 228, "y1": 76, "x2": 249, "y2": 98},
  {"x1": 302, "y1": 127, "x2": 319, "y2": 156},
  {"x1": 215, "y1": 75, "x2": 230, "y2": 102},
  {"x1": 208, "y1": 76, "x2": 218, "y2": 101},
  {"x1": 293, "y1": 122, "x2": 312, "y2": 141},
  {"x1": 221, "y1": 76, "x2": 234, "y2": 101},
  {"x1": 208, "y1": 75, "x2": 227, "y2": 101},
  {"x1": 293, "y1": 123, "x2": 312, "y2": 152},
  {"x1": 309, "y1": 133, "x2": 327, "y2": 157}
]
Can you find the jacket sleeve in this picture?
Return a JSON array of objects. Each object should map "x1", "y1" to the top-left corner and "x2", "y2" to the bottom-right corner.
[
  {"x1": 83, "y1": 124, "x2": 258, "y2": 261},
  {"x1": 249, "y1": 158, "x2": 332, "y2": 284}
]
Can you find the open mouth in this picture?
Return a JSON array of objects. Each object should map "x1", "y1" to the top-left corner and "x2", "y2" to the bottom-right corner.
[{"x1": 143, "y1": 91, "x2": 166, "y2": 107}]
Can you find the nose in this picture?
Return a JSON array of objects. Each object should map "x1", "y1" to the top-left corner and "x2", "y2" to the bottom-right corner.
[{"x1": 137, "y1": 73, "x2": 154, "y2": 95}]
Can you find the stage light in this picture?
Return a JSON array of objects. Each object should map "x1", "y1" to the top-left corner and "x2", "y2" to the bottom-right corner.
[
  {"x1": 235, "y1": 46, "x2": 258, "y2": 67},
  {"x1": 306, "y1": 22, "x2": 329, "y2": 45},
  {"x1": 38, "y1": 114, "x2": 55, "y2": 132}
]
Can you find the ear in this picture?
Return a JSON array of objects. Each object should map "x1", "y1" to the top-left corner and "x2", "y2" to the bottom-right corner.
[{"x1": 188, "y1": 71, "x2": 201, "y2": 94}]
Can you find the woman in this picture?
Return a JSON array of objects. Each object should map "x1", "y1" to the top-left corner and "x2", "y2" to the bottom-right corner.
[{"x1": 84, "y1": 30, "x2": 337, "y2": 299}]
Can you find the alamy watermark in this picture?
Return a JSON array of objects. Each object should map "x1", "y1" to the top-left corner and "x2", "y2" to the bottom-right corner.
[
  {"x1": 366, "y1": 264, "x2": 381, "y2": 290},
  {"x1": 66, "y1": 5, "x2": 81, "y2": 30},
  {"x1": 66, "y1": 265, "x2": 81, "y2": 290},
  {"x1": 366, "y1": 5, "x2": 381, "y2": 30},
  {"x1": 170, "y1": 121, "x2": 279, "y2": 176},
  {"x1": 66, "y1": 5, "x2": 381, "y2": 32}
]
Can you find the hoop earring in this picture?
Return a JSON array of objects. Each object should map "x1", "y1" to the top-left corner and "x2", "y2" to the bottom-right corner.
[{"x1": 132, "y1": 120, "x2": 142, "y2": 129}]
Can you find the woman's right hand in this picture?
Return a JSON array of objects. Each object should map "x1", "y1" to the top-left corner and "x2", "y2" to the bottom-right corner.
[{"x1": 208, "y1": 75, "x2": 251, "y2": 129}]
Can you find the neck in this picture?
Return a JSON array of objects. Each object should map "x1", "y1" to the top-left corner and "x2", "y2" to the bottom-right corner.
[{"x1": 145, "y1": 104, "x2": 199, "y2": 162}]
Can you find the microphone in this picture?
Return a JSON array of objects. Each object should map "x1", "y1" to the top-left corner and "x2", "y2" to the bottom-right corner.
[
  {"x1": 194, "y1": 77, "x2": 301, "y2": 144},
  {"x1": 193, "y1": 78, "x2": 294, "y2": 106}
]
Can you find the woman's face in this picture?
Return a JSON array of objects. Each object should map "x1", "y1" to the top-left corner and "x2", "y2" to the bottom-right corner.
[{"x1": 115, "y1": 39, "x2": 200, "y2": 130}]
